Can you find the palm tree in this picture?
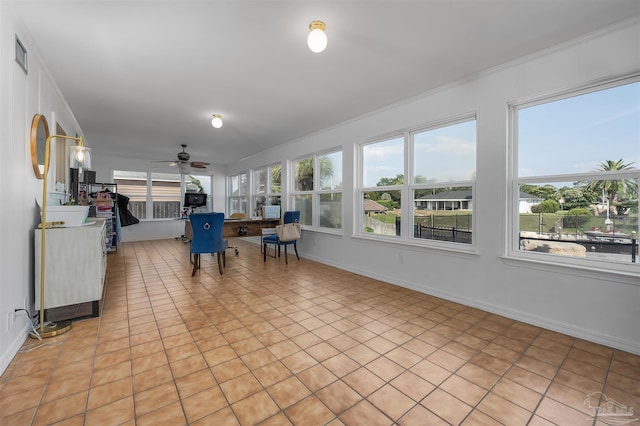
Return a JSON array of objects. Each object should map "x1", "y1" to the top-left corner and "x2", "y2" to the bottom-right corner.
[
  {"x1": 585, "y1": 159, "x2": 637, "y2": 215},
  {"x1": 270, "y1": 157, "x2": 335, "y2": 192}
]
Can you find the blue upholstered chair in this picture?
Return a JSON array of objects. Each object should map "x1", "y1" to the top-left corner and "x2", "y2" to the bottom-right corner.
[
  {"x1": 263, "y1": 211, "x2": 300, "y2": 264},
  {"x1": 189, "y1": 212, "x2": 227, "y2": 276}
]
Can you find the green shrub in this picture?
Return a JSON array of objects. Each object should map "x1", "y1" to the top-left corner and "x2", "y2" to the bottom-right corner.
[
  {"x1": 539, "y1": 199, "x2": 560, "y2": 213},
  {"x1": 564, "y1": 207, "x2": 592, "y2": 228}
]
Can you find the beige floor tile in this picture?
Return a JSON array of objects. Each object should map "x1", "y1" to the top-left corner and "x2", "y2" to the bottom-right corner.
[
  {"x1": 4, "y1": 239, "x2": 638, "y2": 426},
  {"x1": 368, "y1": 383, "x2": 416, "y2": 421},
  {"x1": 316, "y1": 380, "x2": 363, "y2": 414},
  {"x1": 267, "y1": 376, "x2": 311, "y2": 409},
  {"x1": 477, "y1": 392, "x2": 532, "y2": 425},
  {"x1": 422, "y1": 389, "x2": 472, "y2": 425},
  {"x1": 232, "y1": 390, "x2": 280, "y2": 425},
  {"x1": 182, "y1": 386, "x2": 228, "y2": 423},
  {"x1": 285, "y1": 395, "x2": 335, "y2": 425},
  {"x1": 86, "y1": 376, "x2": 132, "y2": 410}
]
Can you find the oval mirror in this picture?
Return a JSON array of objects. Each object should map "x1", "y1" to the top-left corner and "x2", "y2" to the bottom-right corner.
[{"x1": 30, "y1": 114, "x2": 50, "y2": 179}]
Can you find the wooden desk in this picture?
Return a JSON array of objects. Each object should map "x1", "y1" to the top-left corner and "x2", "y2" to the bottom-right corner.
[{"x1": 184, "y1": 218, "x2": 280, "y2": 241}]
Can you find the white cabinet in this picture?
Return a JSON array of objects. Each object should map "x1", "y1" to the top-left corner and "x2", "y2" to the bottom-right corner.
[{"x1": 35, "y1": 219, "x2": 107, "y2": 313}]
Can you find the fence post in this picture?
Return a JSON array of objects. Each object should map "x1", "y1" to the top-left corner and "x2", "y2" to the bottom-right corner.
[{"x1": 632, "y1": 232, "x2": 637, "y2": 263}]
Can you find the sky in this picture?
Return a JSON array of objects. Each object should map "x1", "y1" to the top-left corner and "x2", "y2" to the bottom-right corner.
[
  {"x1": 363, "y1": 120, "x2": 476, "y2": 187},
  {"x1": 518, "y1": 81, "x2": 640, "y2": 177}
]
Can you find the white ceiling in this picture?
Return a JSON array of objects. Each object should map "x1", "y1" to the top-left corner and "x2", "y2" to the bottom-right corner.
[{"x1": 9, "y1": 0, "x2": 640, "y2": 170}]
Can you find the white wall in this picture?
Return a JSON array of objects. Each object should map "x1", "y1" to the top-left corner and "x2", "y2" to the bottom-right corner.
[
  {"x1": 226, "y1": 20, "x2": 640, "y2": 354},
  {"x1": 0, "y1": 3, "x2": 86, "y2": 373}
]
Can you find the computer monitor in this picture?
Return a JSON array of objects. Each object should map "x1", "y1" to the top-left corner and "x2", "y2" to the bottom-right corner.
[{"x1": 184, "y1": 193, "x2": 207, "y2": 208}]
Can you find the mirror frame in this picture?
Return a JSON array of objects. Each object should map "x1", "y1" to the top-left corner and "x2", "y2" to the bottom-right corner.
[{"x1": 30, "y1": 114, "x2": 50, "y2": 179}]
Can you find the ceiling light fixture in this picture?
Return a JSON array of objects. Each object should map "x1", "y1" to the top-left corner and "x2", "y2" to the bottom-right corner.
[
  {"x1": 211, "y1": 114, "x2": 223, "y2": 129},
  {"x1": 307, "y1": 21, "x2": 327, "y2": 53}
]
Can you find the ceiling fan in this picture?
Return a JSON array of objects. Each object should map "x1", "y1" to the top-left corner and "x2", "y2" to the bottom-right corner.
[{"x1": 156, "y1": 144, "x2": 209, "y2": 174}]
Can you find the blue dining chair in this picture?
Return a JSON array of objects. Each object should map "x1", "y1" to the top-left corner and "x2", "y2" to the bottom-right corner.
[
  {"x1": 189, "y1": 212, "x2": 227, "y2": 276},
  {"x1": 263, "y1": 211, "x2": 300, "y2": 264}
]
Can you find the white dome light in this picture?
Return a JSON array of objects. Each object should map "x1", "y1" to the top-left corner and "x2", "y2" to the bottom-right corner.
[
  {"x1": 307, "y1": 21, "x2": 327, "y2": 53},
  {"x1": 211, "y1": 114, "x2": 223, "y2": 129}
]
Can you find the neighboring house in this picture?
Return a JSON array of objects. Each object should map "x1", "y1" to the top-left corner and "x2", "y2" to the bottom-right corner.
[
  {"x1": 415, "y1": 189, "x2": 473, "y2": 211},
  {"x1": 363, "y1": 199, "x2": 387, "y2": 215},
  {"x1": 518, "y1": 192, "x2": 544, "y2": 213},
  {"x1": 415, "y1": 190, "x2": 542, "y2": 213}
]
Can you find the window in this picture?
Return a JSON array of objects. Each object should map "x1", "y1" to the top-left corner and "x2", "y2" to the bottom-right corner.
[
  {"x1": 361, "y1": 137, "x2": 404, "y2": 236},
  {"x1": 411, "y1": 118, "x2": 476, "y2": 244},
  {"x1": 318, "y1": 151, "x2": 342, "y2": 229},
  {"x1": 252, "y1": 164, "x2": 281, "y2": 217},
  {"x1": 292, "y1": 156, "x2": 314, "y2": 225},
  {"x1": 228, "y1": 172, "x2": 247, "y2": 216},
  {"x1": 511, "y1": 77, "x2": 639, "y2": 272},
  {"x1": 186, "y1": 174, "x2": 212, "y2": 213},
  {"x1": 290, "y1": 150, "x2": 343, "y2": 228},
  {"x1": 114, "y1": 171, "x2": 148, "y2": 219},
  {"x1": 359, "y1": 117, "x2": 477, "y2": 245},
  {"x1": 151, "y1": 173, "x2": 181, "y2": 218},
  {"x1": 114, "y1": 171, "x2": 182, "y2": 219}
]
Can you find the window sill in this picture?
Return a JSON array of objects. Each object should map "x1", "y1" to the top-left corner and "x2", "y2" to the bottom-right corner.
[
  {"x1": 301, "y1": 227, "x2": 343, "y2": 237},
  {"x1": 353, "y1": 233, "x2": 479, "y2": 259},
  {"x1": 501, "y1": 254, "x2": 640, "y2": 286}
]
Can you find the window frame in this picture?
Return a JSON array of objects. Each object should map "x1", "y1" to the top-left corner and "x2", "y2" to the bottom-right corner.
[
  {"x1": 289, "y1": 148, "x2": 343, "y2": 230},
  {"x1": 356, "y1": 115, "x2": 478, "y2": 251},
  {"x1": 252, "y1": 163, "x2": 282, "y2": 217},
  {"x1": 507, "y1": 75, "x2": 640, "y2": 276},
  {"x1": 114, "y1": 170, "x2": 206, "y2": 220},
  {"x1": 228, "y1": 172, "x2": 248, "y2": 216},
  {"x1": 409, "y1": 115, "x2": 477, "y2": 247}
]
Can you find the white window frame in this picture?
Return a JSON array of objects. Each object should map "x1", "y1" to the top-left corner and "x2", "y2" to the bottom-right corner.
[
  {"x1": 358, "y1": 133, "x2": 406, "y2": 240},
  {"x1": 252, "y1": 163, "x2": 281, "y2": 217},
  {"x1": 357, "y1": 117, "x2": 477, "y2": 252},
  {"x1": 409, "y1": 115, "x2": 477, "y2": 247},
  {"x1": 289, "y1": 148, "x2": 343, "y2": 230},
  {"x1": 228, "y1": 172, "x2": 248, "y2": 216},
  {"x1": 113, "y1": 170, "x2": 196, "y2": 220},
  {"x1": 507, "y1": 75, "x2": 640, "y2": 277}
]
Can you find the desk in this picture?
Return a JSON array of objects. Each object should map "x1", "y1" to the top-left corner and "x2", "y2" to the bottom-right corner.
[{"x1": 184, "y1": 218, "x2": 280, "y2": 241}]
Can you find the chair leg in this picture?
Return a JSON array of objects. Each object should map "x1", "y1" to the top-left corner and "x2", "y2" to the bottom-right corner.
[
  {"x1": 191, "y1": 253, "x2": 199, "y2": 276},
  {"x1": 217, "y1": 252, "x2": 224, "y2": 275},
  {"x1": 293, "y1": 242, "x2": 299, "y2": 260},
  {"x1": 264, "y1": 244, "x2": 267, "y2": 262},
  {"x1": 284, "y1": 245, "x2": 288, "y2": 264}
]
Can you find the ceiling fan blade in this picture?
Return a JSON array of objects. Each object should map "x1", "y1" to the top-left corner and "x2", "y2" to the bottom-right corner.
[{"x1": 191, "y1": 162, "x2": 209, "y2": 168}]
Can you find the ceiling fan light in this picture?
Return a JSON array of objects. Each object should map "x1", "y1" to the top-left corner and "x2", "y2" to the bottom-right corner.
[
  {"x1": 211, "y1": 114, "x2": 223, "y2": 129},
  {"x1": 307, "y1": 21, "x2": 327, "y2": 53},
  {"x1": 177, "y1": 162, "x2": 191, "y2": 173}
]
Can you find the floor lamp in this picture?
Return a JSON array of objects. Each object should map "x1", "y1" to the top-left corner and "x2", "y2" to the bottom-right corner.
[{"x1": 35, "y1": 134, "x2": 88, "y2": 338}]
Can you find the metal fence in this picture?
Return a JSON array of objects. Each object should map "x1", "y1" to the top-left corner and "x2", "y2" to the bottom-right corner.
[
  {"x1": 413, "y1": 213, "x2": 472, "y2": 244},
  {"x1": 414, "y1": 225, "x2": 473, "y2": 244}
]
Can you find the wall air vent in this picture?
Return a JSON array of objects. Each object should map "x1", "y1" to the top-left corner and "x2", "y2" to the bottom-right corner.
[{"x1": 15, "y1": 35, "x2": 27, "y2": 74}]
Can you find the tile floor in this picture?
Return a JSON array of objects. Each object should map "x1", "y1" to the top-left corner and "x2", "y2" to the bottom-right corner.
[{"x1": 1, "y1": 239, "x2": 638, "y2": 425}]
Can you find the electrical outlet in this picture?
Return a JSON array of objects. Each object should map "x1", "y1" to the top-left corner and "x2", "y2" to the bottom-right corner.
[{"x1": 7, "y1": 307, "x2": 16, "y2": 331}]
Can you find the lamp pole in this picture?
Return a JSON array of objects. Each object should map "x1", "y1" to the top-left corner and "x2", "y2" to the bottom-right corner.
[{"x1": 36, "y1": 134, "x2": 84, "y2": 338}]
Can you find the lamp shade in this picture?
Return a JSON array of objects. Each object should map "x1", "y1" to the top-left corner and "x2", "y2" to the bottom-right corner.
[
  {"x1": 69, "y1": 145, "x2": 91, "y2": 170},
  {"x1": 211, "y1": 114, "x2": 223, "y2": 128},
  {"x1": 177, "y1": 162, "x2": 192, "y2": 174},
  {"x1": 307, "y1": 21, "x2": 327, "y2": 53}
]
